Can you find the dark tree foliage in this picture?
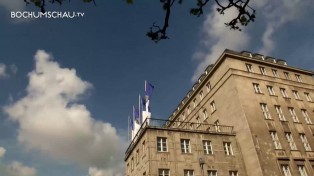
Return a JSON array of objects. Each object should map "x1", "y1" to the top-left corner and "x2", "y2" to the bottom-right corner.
[{"x1": 23, "y1": 0, "x2": 255, "y2": 43}]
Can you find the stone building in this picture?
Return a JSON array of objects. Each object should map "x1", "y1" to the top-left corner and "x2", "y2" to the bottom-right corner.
[{"x1": 125, "y1": 49, "x2": 314, "y2": 176}]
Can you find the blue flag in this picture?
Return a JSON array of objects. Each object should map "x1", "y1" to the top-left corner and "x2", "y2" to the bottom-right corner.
[
  {"x1": 145, "y1": 81, "x2": 154, "y2": 97},
  {"x1": 141, "y1": 97, "x2": 151, "y2": 112}
]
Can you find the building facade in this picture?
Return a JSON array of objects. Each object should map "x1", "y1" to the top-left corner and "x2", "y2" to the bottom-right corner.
[{"x1": 125, "y1": 50, "x2": 314, "y2": 176}]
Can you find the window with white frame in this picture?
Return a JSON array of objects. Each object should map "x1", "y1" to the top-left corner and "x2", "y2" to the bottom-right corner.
[
  {"x1": 208, "y1": 170, "x2": 217, "y2": 176},
  {"x1": 297, "y1": 165, "x2": 308, "y2": 176},
  {"x1": 203, "y1": 140, "x2": 213, "y2": 155},
  {"x1": 281, "y1": 164, "x2": 292, "y2": 176},
  {"x1": 157, "y1": 137, "x2": 167, "y2": 152},
  {"x1": 292, "y1": 90, "x2": 301, "y2": 100},
  {"x1": 275, "y1": 105, "x2": 286, "y2": 121},
  {"x1": 199, "y1": 90, "x2": 204, "y2": 100},
  {"x1": 300, "y1": 134, "x2": 311, "y2": 151},
  {"x1": 142, "y1": 140, "x2": 146, "y2": 154},
  {"x1": 295, "y1": 74, "x2": 303, "y2": 83},
  {"x1": 259, "y1": 66, "x2": 267, "y2": 75},
  {"x1": 280, "y1": 88, "x2": 289, "y2": 98},
  {"x1": 184, "y1": 170, "x2": 194, "y2": 176},
  {"x1": 229, "y1": 171, "x2": 238, "y2": 176},
  {"x1": 181, "y1": 139, "x2": 191, "y2": 153},
  {"x1": 288, "y1": 107, "x2": 299, "y2": 122},
  {"x1": 187, "y1": 105, "x2": 191, "y2": 114},
  {"x1": 223, "y1": 142, "x2": 233, "y2": 155},
  {"x1": 267, "y1": 85, "x2": 276, "y2": 96},
  {"x1": 304, "y1": 92, "x2": 312, "y2": 102},
  {"x1": 301, "y1": 109, "x2": 312, "y2": 124},
  {"x1": 203, "y1": 109, "x2": 208, "y2": 121},
  {"x1": 253, "y1": 83, "x2": 263, "y2": 94},
  {"x1": 260, "y1": 103, "x2": 271, "y2": 119},
  {"x1": 158, "y1": 169, "x2": 170, "y2": 176},
  {"x1": 272, "y1": 69, "x2": 279, "y2": 78},
  {"x1": 131, "y1": 157, "x2": 134, "y2": 170},
  {"x1": 182, "y1": 112, "x2": 186, "y2": 121},
  {"x1": 270, "y1": 131, "x2": 282, "y2": 149},
  {"x1": 210, "y1": 101, "x2": 216, "y2": 112},
  {"x1": 246, "y1": 63, "x2": 253, "y2": 72},
  {"x1": 285, "y1": 132, "x2": 297, "y2": 150},
  {"x1": 206, "y1": 82, "x2": 211, "y2": 92},
  {"x1": 284, "y1": 72, "x2": 291, "y2": 80},
  {"x1": 193, "y1": 99, "x2": 197, "y2": 108}
]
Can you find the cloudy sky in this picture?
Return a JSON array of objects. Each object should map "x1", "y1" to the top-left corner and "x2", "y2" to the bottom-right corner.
[{"x1": 0, "y1": 0, "x2": 313, "y2": 176}]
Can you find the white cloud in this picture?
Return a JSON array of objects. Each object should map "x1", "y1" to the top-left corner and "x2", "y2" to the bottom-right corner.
[
  {"x1": 0, "y1": 147, "x2": 6, "y2": 158},
  {"x1": 0, "y1": 63, "x2": 8, "y2": 78},
  {"x1": 4, "y1": 50, "x2": 126, "y2": 176},
  {"x1": 191, "y1": 6, "x2": 250, "y2": 81},
  {"x1": 255, "y1": 0, "x2": 314, "y2": 55},
  {"x1": 6, "y1": 161, "x2": 37, "y2": 176},
  {"x1": 88, "y1": 166, "x2": 123, "y2": 176},
  {"x1": 0, "y1": 0, "x2": 25, "y2": 12}
]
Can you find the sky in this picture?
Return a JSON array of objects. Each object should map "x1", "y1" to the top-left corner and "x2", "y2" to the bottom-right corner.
[{"x1": 0, "y1": 0, "x2": 313, "y2": 176}]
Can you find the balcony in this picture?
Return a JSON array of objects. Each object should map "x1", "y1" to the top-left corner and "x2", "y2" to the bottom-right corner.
[{"x1": 125, "y1": 118, "x2": 234, "y2": 159}]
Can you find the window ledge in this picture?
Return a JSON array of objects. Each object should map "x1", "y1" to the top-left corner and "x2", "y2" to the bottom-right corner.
[
  {"x1": 211, "y1": 110, "x2": 216, "y2": 115},
  {"x1": 295, "y1": 99, "x2": 303, "y2": 101},
  {"x1": 270, "y1": 95, "x2": 278, "y2": 97}
]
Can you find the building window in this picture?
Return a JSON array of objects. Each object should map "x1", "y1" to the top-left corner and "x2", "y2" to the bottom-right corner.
[
  {"x1": 203, "y1": 140, "x2": 213, "y2": 155},
  {"x1": 184, "y1": 170, "x2": 194, "y2": 176},
  {"x1": 159, "y1": 169, "x2": 170, "y2": 176},
  {"x1": 259, "y1": 66, "x2": 267, "y2": 75},
  {"x1": 203, "y1": 109, "x2": 208, "y2": 121},
  {"x1": 275, "y1": 105, "x2": 286, "y2": 121},
  {"x1": 304, "y1": 92, "x2": 312, "y2": 102},
  {"x1": 295, "y1": 74, "x2": 303, "y2": 82},
  {"x1": 181, "y1": 139, "x2": 191, "y2": 153},
  {"x1": 142, "y1": 140, "x2": 146, "y2": 154},
  {"x1": 210, "y1": 101, "x2": 216, "y2": 113},
  {"x1": 300, "y1": 134, "x2": 311, "y2": 151},
  {"x1": 272, "y1": 69, "x2": 279, "y2": 78},
  {"x1": 267, "y1": 85, "x2": 275, "y2": 96},
  {"x1": 281, "y1": 164, "x2": 292, "y2": 176},
  {"x1": 280, "y1": 88, "x2": 289, "y2": 98},
  {"x1": 187, "y1": 105, "x2": 191, "y2": 114},
  {"x1": 288, "y1": 107, "x2": 299, "y2": 122},
  {"x1": 284, "y1": 72, "x2": 291, "y2": 80},
  {"x1": 260, "y1": 103, "x2": 271, "y2": 119},
  {"x1": 206, "y1": 82, "x2": 211, "y2": 92},
  {"x1": 136, "y1": 149, "x2": 139, "y2": 164},
  {"x1": 246, "y1": 63, "x2": 253, "y2": 72},
  {"x1": 297, "y1": 165, "x2": 308, "y2": 176},
  {"x1": 292, "y1": 90, "x2": 301, "y2": 100},
  {"x1": 285, "y1": 132, "x2": 297, "y2": 150},
  {"x1": 229, "y1": 171, "x2": 238, "y2": 176},
  {"x1": 223, "y1": 142, "x2": 233, "y2": 155},
  {"x1": 301, "y1": 109, "x2": 312, "y2": 124},
  {"x1": 131, "y1": 157, "x2": 134, "y2": 170},
  {"x1": 270, "y1": 131, "x2": 282, "y2": 149},
  {"x1": 208, "y1": 170, "x2": 217, "y2": 176},
  {"x1": 182, "y1": 112, "x2": 186, "y2": 121},
  {"x1": 127, "y1": 163, "x2": 130, "y2": 174},
  {"x1": 157, "y1": 137, "x2": 167, "y2": 152},
  {"x1": 253, "y1": 83, "x2": 263, "y2": 94},
  {"x1": 199, "y1": 90, "x2": 204, "y2": 100},
  {"x1": 193, "y1": 99, "x2": 197, "y2": 108},
  {"x1": 196, "y1": 116, "x2": 200, "y2": 127}
]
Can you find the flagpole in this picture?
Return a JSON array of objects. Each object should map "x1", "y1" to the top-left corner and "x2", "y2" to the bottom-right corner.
[
  {"x1": 145, "y1": 80, "x2": 147, "y2": 92},
  {"x1": 139, "y1": 94, "x2": 141, "y2": 124}
]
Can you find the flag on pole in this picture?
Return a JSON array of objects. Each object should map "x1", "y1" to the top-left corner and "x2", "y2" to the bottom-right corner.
[
  {"x1": 145, "y1": 81, "x2": 154, "y2": 98},
  {"x1": 129, "y1": 116, "x2": 133, "y2": 130}
]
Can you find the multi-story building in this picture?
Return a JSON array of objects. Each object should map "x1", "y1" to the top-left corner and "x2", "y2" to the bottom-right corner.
[{"x1": 125, "y1": 49, "x2": 314, "y2": 176}]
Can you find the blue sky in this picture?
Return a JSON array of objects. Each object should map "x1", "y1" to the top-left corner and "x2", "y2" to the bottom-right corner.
[{"x1": 0, "y1": 0, "x2": 313, "y2": 176}]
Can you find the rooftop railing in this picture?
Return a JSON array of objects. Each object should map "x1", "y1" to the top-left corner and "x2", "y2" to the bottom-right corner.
[{"x1": 125, "y1": 118, "x2": 234, "y2": 159}]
